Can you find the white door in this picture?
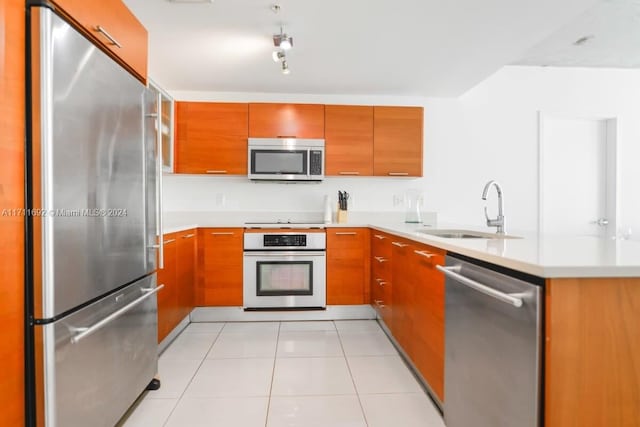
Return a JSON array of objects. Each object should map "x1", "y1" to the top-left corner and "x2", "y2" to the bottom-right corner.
[{"x1": 539, "y1": 115, "x2": 616, "y2": 237}]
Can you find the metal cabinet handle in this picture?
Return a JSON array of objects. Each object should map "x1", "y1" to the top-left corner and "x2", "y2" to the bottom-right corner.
[
  {"x1": 373, "y1": 234, "x2": 386, "y2": 240},
  {"x1": 414, "y1": 250, "x2": 435, "y2": 258},
  {"x1": 388, "y1": 172, "x2": 409, "y2": 176},
  {"x1": 392, "y1": 241, "x2": 409, "y2": 247},
  {"x1": 335, "y1": 232, "x2": 357, "y2": 235},
  {"x1": 206, "y1": 170, "x2": 228, "y2": 174},
  {"x1": 70, "y1": 285, "x2": 164, "y2": 344},
  {"x1": 374, "y1": 256, "x2": 388, "y2": 263},
  {"x1": 211, "y1": 232, "x2": 234, "y2": 235},
  {"x1": 182, "y1": 233, "x2": 196, "y2": 239},
  {"x1": 436, "y1": 265, "x2": 523, "y2": 308},
  {"x1": 339, "y1": 172, "x2": 360, "y2": 175},
  {"x1": 376, "y1": 278, "x2": 387, "y2": 286},
  {"x1": 94, "y1": 26, "x2": 122, "y2": 48},
  {"x1": 374, "y1": 300, "x2": 386, "y2": 308},
  {"x1": 163, "y1": 238, "x2": 176, "y2": 244}
]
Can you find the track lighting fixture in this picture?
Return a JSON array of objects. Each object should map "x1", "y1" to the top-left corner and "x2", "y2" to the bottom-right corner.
[
  {"x1": 272, "y1": 50, "x2": 285, "y2": 62},
  {"x1": 281, "y1": 60, "x2": 290, "y2": 75},
  {"x1": 273, "y1": 27, "x2": 293, "y2": 51}
]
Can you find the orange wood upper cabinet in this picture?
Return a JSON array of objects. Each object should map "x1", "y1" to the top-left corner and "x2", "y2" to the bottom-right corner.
[
  {"x1": 176, "y1": 229, "x2": 197, "y2": 321},
  {"x1": 50, "y1": 0, "x2": 148, "y2": 81},
  {"x1": 249, "y1": 103, "x2": 325, "y2": 138},
  {"x1": 326, "y1": 228, "x2": 370, "y2": 305},
  {"x1": 175, "y1": 102, "x2": 249, "y2": 175},
  {"x1": 373, "y1": 106, "x2": 423, "y2": 177},
  {"x1": 198, "y1": 228, "x2": 244, "y2": 306},
  {"x1": 157, "y1": 233, "x2": 178, "y2": 342},
  {"x1": 545, "y1": 277, "x2": 640, "y2": 427},
  {"x1": 325, "y1": 105, "x2": 374, "y2": 176},
  {"x1": 410, "y1": 243, "x2": 445, "y2": 402},
  {"x1": 0, "y1": 1, "x2": 26, "y2": 424}
]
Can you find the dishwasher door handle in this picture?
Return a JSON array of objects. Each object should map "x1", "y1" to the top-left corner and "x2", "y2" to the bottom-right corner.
[{"x1": 436, "y1": 265, "x2": 523, "y2": 308}]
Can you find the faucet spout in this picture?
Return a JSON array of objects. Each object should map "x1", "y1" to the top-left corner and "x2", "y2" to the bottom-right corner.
[{"x1": 481, "y1": 180, "x2": 505, "y2": 234}]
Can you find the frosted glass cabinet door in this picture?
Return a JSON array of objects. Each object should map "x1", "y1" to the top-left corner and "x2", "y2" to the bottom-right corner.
[{"x1": 148, "y1": 80, "x2": 174, "y2": 173}]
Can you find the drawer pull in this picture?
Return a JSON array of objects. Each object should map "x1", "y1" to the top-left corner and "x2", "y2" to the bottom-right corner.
[
  {"x1": 163, "y1": 239, "x2": 176, "y2": 244},
  {"x1": 211, "y1": 232, "x2": 234, "y2": 236},
  {"x1": 376, "y1": 279, "x2": 387, "y2": 286},
  {"x1": 414, "y1": 250, "x2": 435, "y2": 258},
  {"x1": 374, "y1": 256, "x2": 388, "y2": 263},
  {"x1": 335, "y1": 232, "x2": 357, "y2": 236},
  {"x1": 206, "y1": 170, "x2": 228, "y2": 174},
  {"x1": 388, "y1": 172, "x2": 409, "y2": 176},
  {"x1": 339, "y1": 172, "x2": 360, "y2": 175},
  {"x1": 373, "y1": 234, "x2": 386, "y2": 240},
  {"x1": 94, "y1": 25, "x2": 122, "y2": 48},
  {"x1": 392, "y1": 241, "x2": 409, "y2": 248},
  {"x1": 182, "y1": 234, "x2": 196, "y2": 239},
  {"x1": 374, "y1": 300, "x2": 386, "y2": 308}
]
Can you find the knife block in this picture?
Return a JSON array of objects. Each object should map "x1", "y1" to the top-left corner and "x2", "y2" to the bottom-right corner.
[{"x1": 337, "y1": 209, "x2": 348, "y2": 224}]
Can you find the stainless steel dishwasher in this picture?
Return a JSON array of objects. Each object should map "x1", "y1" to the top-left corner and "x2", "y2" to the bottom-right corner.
[{"x1": 437, "y1": 254, "x2": 542, "y2": 427}]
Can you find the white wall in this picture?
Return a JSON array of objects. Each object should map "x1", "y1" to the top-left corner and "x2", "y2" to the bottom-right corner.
[{"x1": 164, "y1": 66, "x2": 640, "y2": 236}]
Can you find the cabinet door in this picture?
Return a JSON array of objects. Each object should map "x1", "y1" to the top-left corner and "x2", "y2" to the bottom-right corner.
[
  {"x1": 373, "y1": 106, "x2": 423, "y2": 177},
  {"x1": 327, "y1": 228, "x2": 370, "y2": 305},
  {"x1": 325, "y1": 105, "x2": 373, "y2": 176},
  {"x1": 199, "y1": 228, "x2": 243, "y2": 306},
  {"x1": 175, "y1": 102, "x2": 249, "y2": 174},
  {"x1": 177, "y1": 230, "x2": 197, "y2": 321},
  {"x1": 51, "y1": 0, "x2": 148, "y2": 81},
  {"x1": 249, "y1": 103, "x2": 325, "y2": 138},
  {"x1": 411, "y1": 244, "x2": 445, "y2": 401},
  {"x1": 391, "y1": 237, "x2": 415, "y2": 354},
  {"x1": 157, "y1": 234, "x2": 178, "y2": 342}
]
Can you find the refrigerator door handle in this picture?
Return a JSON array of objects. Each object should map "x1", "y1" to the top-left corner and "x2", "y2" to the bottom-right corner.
[
  {"x1": 69, "y1": 285, "x2": 164, "y2": 344},
  {"x1": 156, "y1": 91, "x2": 164, "y2": 269}
]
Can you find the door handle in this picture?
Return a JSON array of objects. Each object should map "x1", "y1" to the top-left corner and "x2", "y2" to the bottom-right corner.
[
  {"x1": 436, "y1": 265, "x2": 523, "y2": 308},
  {"x1": 392, "y1": 241, "x2": 409, "y2": 248},
  {"x1": 70, "y1": 285, "x2": 164, "y2": 344}
]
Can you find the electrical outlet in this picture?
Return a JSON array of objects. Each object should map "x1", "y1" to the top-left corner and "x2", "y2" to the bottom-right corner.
[{"x1": 393, "y1": 194, "x2": 404, "y2": 207}]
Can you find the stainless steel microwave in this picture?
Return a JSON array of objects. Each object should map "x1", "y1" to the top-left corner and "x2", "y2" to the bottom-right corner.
[{"x1": 248, "y1": 138, "x2": 325, "y2": 182}]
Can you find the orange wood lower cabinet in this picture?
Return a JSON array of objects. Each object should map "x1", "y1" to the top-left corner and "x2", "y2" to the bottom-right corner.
[
  {"x1": 176, "y1": 229, "x2": 197, "y2": 321},
  {"x1": 198, "y1": 228, "x2": 243, "y2": 306},
  {"x1": 326, "y1": 228, "x2": 370, "y2": 305},
  {"x1": 410, "y1": 244, "x2": 445, "y2": 402},
  {"x1": 545, "y1": 277, "x2": 640, "y2": 427},
  {"x1": 390, "y1": 237, "x2": 415, "y2": 354},
  {"x1": 157, "y1": 233, "x2": 178, "y2": 342},
  {"x1": 0, "y1": 0, "x2": 26, "y2": 425},
  {"x1": 370, "y1": 231, "x2": 392, "y2": 324}
]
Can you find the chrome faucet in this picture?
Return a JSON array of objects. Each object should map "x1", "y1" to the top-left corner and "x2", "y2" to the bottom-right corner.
[{"x1": 482, "y1": 180, "x2": 505, "y2": 234}]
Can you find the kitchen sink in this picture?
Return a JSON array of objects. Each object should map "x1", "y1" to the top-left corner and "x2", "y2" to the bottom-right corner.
[{"x1": 418, "y1": 229, "x2": 522, "y2": 239}]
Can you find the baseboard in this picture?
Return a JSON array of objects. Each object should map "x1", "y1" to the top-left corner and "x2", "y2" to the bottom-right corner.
[
  {"x1": 158, "y1": 314, "x2": 190, "y2": 355},
  {"x1": 190, "y1": 305, "x2": 376, "y2": 322}
]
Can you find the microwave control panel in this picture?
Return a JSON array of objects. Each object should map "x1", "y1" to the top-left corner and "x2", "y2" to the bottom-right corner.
[{"x1": 310, "y1": 151, "x2": 323, "y2": 176}]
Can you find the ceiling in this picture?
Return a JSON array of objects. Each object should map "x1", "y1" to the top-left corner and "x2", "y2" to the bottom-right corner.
[
  {"x1": 124, "y1": 0, "x2": 603, "y2": 96},
  {"x1": 515, "y1": 0, "x2": 640, "y2": 68}
]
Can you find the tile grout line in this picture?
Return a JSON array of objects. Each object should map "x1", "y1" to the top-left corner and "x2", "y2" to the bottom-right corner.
[
  {"x1": 160, "y1": 322, "x2": 227, "y2": 427},
  {"x1": 264, "y1": 321, "x2": 281, "y2": 427},
  {"x1": 335, "y1": 321, "x2": 371, "y2": 427}
]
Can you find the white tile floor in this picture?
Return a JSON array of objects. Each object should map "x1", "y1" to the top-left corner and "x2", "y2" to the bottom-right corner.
[{"x1": 118, "y1": 320, "x2": 445, "y2": 427}]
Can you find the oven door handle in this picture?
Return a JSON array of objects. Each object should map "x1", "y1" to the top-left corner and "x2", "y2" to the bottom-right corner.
[{"x1": 243, "y1": 251, "x2": 326, "y2": 257}]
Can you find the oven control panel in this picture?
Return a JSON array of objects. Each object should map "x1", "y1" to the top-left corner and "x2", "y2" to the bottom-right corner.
[{"x1": 264, "y1": 234, "x2": 307, "y2": 247}]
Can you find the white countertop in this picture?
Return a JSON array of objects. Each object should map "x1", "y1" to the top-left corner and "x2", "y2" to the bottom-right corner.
[{"x1": 161, "y1": 211, "x2": 640, "y2": 278}]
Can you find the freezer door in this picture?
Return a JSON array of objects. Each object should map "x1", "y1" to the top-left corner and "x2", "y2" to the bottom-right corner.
[
  {"x1": 30, "y1": 8, "x2": 150, "y2": 318},
  {"x1": 38, "y1": 275, "x2": 159, "y2": 427}
]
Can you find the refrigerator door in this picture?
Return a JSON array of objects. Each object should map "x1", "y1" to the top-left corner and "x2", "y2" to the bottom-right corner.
[
  {"x1": 38, "y1": 275, "x2": 159, "y2": 427},
  {"x1": 31, "y1": 7, "x2": 149, "y2": 319}
]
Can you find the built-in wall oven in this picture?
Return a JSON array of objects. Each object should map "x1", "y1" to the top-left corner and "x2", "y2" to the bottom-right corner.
[{"x1": 243, "y1": 229, "x2": 326, "y2": 309}]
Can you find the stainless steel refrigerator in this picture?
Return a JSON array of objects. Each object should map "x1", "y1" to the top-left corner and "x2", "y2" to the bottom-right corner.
[{"x1": 25, "y1": 4, "x2": 162, "y2": 427}]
